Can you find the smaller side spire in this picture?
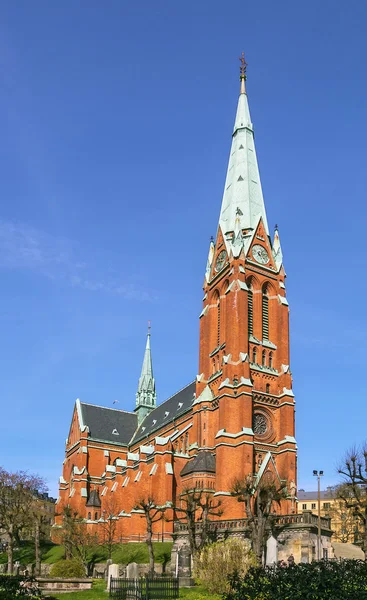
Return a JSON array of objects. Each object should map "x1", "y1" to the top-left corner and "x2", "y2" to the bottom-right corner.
[
  {"x1": 135, "y1": 323, "x2": 157, "y2": 425},
  {"x1": 272, "y1": 225, "x2": 283, "y2": 270}
]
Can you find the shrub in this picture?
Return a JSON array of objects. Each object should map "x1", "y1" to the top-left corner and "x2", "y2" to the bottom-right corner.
[
  {"x1": 194, "y1": 538, "x2": 256, "y2": 594},
  {"x1": 224, "y1": 559, "x2": 367, "y2": 600},
  {"x1": 0, "y1": 574, "x2": 42, "y2": 599},
  {"x1": 49, "y1": 559, "x2": 85, "y2": 578}
]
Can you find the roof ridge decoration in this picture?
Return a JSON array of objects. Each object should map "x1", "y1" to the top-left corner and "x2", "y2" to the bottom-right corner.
[{"x1": 218, "y1": 55, "x2": 269, "y2": 256}]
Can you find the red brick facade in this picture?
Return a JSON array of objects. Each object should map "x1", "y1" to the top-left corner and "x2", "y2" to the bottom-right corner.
[{"x1": 55, "y1": 73, "x2": 296, "y2": 541}]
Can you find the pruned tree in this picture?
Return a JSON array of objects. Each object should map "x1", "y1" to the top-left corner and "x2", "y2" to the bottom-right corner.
[
  {"x1": 54, "y1": 505, "x2": 99, "y2": 575},
  {"x1": 0, "y1": 467, "x2": 47, "y2": 573},
  {"x1": 30, "y1": 494, "x2": 54, "y2": 576},
  {"x1": 172, "y1": 488, "x2": 223, "y2": 558},
  {"x1": 133, "y1": 497, "x2": 167, "y2": 574},
  {"x1": 230, "y1": 475, "x2": 287, "y2": 564},
  {"x1": 100, "y1": 496, "x2": 122, "y2": 559},
  {"x1": 337, "y1": 447, "x2": 367, "y2": 555}
]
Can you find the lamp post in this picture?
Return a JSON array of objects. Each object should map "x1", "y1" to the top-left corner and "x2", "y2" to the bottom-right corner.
[{"x1": 313, "y1": 470, "x2": 324, "y2": 560}]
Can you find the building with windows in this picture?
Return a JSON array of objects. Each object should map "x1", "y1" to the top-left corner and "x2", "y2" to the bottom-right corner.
[
  {"x1": 298, "y1": 489, "x2": 362, "y2": 545},
  {"x1": 55, "y1": 58, "x2": 297, "y2": 542}
]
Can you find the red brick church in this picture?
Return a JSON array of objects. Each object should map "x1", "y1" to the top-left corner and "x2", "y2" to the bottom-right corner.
[{"x1": 55, "y1": 58, "x2": 297, "y2": 541}]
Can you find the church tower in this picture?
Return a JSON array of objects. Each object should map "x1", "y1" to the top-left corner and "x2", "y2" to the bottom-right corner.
[
  {"x1": 135, "y1": 325, "x2": 157, "y2": 425},
  {"x1": 195, "y1": 55, "x2": 296, "y2": 513}
]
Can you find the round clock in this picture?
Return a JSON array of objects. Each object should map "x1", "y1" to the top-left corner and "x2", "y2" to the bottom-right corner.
[
  {"x1": 215, "y1": 250, "x2": 227, "y2": 272},
  {"x1": 252, "y1": 244, "x2": 270, "y2": 264}
]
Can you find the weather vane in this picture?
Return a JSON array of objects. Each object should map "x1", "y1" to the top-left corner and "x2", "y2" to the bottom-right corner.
[
  {"x1": 148, "y1": 320, "x2": 151, "y2": 334},
  {"x1": 239, "y1": 52, "x2": 248, "y2": 80}
]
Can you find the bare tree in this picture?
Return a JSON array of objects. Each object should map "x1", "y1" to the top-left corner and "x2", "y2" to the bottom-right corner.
[
  {"x1": 100, "y1": 496, "x2": 121, "y2": 560},
  {"x1": 0, "y1": 467, "x2": 47, "y2": 573},
  {"x1": 230, "y1": 475, "x2": 287, "y2": 564},
  {"x1": 338, "y1": 447, "x2": 367, "y2": 555},
  {"x1": 172, "y1": 488, "x2": 223, "y2": 558},
  {"x1": 54, "y1": 505, "x2": 99, "y2": 575},
  {"x1": 133, "y1": 497, "x2": 166, "y2": 575}
]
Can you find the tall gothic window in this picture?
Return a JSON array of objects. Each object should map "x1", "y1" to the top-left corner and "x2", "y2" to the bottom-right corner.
[
  {"x1": 269, "y1": 352, "x2": 273, "y2": 368},
  {"x1": 217, "y1": 297, "x2": 221, "y2": 346},
  {"x1": 266, "y1": 383, "x2": 270, "y2": 393},
  {"x1": 252, "y1": 347, "x2": 257, "y2": 363},
  {"x1": 262, "y1": 350, "x2": 266, "y2": 366},
  {"x1": 262, "y1": 286, "x2": 269, "y2": 340},
  {"x1": 247, "y1": 284, "x2": 253, "y2": 336}
]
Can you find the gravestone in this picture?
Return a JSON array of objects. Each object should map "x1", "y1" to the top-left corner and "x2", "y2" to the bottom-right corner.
[
  {"x1": 177, "y1": 546, "x2": 194, "y2": 587},
  {"x1": 107, "y1": 563, "x2": 119, "y2": 592},
  {"x1": 126, "y1": 561, "x2": 139, "y2": 580},
  {"x1": 266, "y1": 535, "x2": 278, "y2": 565}
]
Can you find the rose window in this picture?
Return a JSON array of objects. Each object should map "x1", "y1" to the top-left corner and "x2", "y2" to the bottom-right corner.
[{"x1": 253, "y1": 413, "x2": 268, "y2": 435}]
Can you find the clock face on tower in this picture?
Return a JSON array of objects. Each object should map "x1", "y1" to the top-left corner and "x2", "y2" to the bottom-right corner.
[
  {"x1": 252, "y1": 244, "x2": 270, "y2": 264},
  {"x1": 215, "y1": 250, "x2": 227, "y2": 272}
]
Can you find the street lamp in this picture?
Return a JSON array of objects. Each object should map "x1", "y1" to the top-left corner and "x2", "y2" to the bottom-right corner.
[{"x1": 313, "y1": 470, "x2": 324, "y2": 560}]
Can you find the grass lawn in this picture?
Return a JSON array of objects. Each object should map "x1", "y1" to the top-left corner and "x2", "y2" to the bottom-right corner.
[
  {"x1": 48, "y1": 580, "x2": 220, "y2": 600},
  {"x1": 0, "y1": 541, "x2": 172, "y2": 566}
]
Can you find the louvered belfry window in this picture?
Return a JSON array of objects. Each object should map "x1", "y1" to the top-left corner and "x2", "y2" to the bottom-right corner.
[
  {"x1": 262, "y1": 289, "x2": 269, "y2": 340},
  {"x1": 248, "y1": 289, "x2": 253, "y2": 335},
  {"x1": 217, "y1": 298, "x2": 221, "y2": 346}
]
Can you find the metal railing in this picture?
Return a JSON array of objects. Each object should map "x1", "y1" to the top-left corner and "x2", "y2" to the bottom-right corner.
[{"x1": 109, "y1": 576, "x2": 179, "y2": 600}]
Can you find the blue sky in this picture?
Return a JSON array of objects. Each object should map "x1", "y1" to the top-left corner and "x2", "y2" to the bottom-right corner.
[{"x1": 0, "y1": 1, "x2": 366, "y2": 497}]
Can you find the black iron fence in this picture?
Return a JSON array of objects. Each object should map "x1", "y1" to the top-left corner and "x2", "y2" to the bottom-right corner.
[{"x1": 109, "y1": 576, "x2": 179, "y2": 600}]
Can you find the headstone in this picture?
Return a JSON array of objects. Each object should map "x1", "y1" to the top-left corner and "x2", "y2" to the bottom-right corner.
[
  {"x1": 177, "y1": 546, "x2": 194, "y2": 587},
  {"x1": 266, "y1": 535, "x2": 278, "y2": 565},
  {"x1": 107, "y1": 563, "x2": 120, "y2": 592},
  {"x1": 105, "y1": 559, "x2": 113, "y2": 581},
  {"x1": 126, "y1": 561, "x2": 139, "y2": 580}
]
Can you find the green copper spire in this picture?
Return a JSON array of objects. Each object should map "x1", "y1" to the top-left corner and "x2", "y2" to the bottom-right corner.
[
  {"x1": 218, "y1": 54, "x2": 269, "y2": 253},
  {"x1": 135, "y1": 324, "x2": 157, "y2": 425}
]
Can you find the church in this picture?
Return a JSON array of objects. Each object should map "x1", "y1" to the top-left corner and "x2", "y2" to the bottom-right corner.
[{"x1": 55, "y1": 56, "x2": 297, "y2": 542}]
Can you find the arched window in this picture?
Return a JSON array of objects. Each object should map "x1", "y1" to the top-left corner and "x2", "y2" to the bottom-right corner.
[
  {"x1": 217, "y1": 296, "x2": 221, "y2": 346},
  {"x1": 252, "y1": 347, "x2": 257, "y2": 363},
  {"x1": 87, "y1": 512, "x2": 91, "y2": 520},
  {"x1": 113, "y1": 457, "x2": 121, "y2": 466},
  {"x1": 262, "y1": 350, "x2": 266, "y2": 366},
  {"x1": 262, "y1": 286, "x2": 269, "y2": 341},
  {"x1": 247, "y1": 283, "x2": 253, "y2": 336},
  {"x1": 266, "y1": 384, "x2": 270, "y2": 394},
  {"x1": 269, "y1": 352, "x2": 273, "y2": 368},
  {"x1": 94, "y1": 512, "x2": 98, "y2": 521}
]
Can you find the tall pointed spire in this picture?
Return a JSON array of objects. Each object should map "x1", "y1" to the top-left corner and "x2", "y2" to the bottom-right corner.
[
  {"x1": 135, "y1": 323, "x2": 157, "y2": 425},
  {"x1": 218, "y1": 54, "x2": 269, "y2": 251}
]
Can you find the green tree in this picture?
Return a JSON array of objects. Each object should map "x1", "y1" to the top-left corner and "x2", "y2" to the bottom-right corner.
[
  {"x1": 230, "y1": 475, "x2": 287, "y2": 564},
  {"x1": 0, "y1": 467, "x2": 47, "y2": 574},
  {"x1": 337, "y1": 447, "x2": 367, "y2": 555},
  {"x1": 171, "y1": 488, "x2": 223, "y2": 558},
  {"x1": 133, "y1": 497, "x2": 166, "y2": 575},
  {"x1": 54, "y1": 505, "x2": 98, "y2": 575}
]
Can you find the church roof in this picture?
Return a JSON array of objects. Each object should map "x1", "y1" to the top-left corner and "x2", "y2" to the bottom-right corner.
[
  {"x1": 132, "y1": 381, "x2": 196, "y2": 444},
  {"x1": 180, "y1": 450, "x2": 216, "y2": 476},
  {"x1": 80, "y1": 402, "x2": 137, "y2": 445},
  {"x1": 218, "y1": 58, "x2": 269, "y2": 253}
]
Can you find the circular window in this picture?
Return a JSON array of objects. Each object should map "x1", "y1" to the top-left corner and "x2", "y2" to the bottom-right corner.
[{"x1": 253, "y1": 413, "x2": 268, "y2": 435}]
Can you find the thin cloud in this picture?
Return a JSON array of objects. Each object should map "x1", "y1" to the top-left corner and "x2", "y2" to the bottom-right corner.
[{"x1": 0, "y1": 220, "x2": 156, "y2": 302}]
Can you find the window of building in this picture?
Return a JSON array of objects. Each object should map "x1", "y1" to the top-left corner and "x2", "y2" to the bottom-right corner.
[
  {"x1": 94, "y1": 512, "x2": 98, "y2": 521},
  {"x1": 262, "y1": 350, "x2": 266, "y2": 366},
  {"x1": 217, "y1": 297, "x2": 221, "y2": 346},
  {"x1": 252, "y1": 347, "x2": 257, "y2": 363},
  {"x1": 266, "y1": 384, "x2": 270, "y2": 393},
  {"x1": 262, "y1": 287, "x2": 269, "y2": 340},
  {"x1": 311, "y1": 503, "x2": 316, "y2": 510},
  {"x1": 302, "y1": 504, "x2": 307, "y2": 510},
  {"x1": 323, "y1": 502, "x2": 331, "y2": 510},
  {"x1": 248, "y1": 287, "x2": 253, "y2": 335},
  {"x1": 88, "y1": 512, "x2": 91, "y2": 520},
  {"x1": 269, "y1": 352, "x2": 273, "y2": 368}
]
